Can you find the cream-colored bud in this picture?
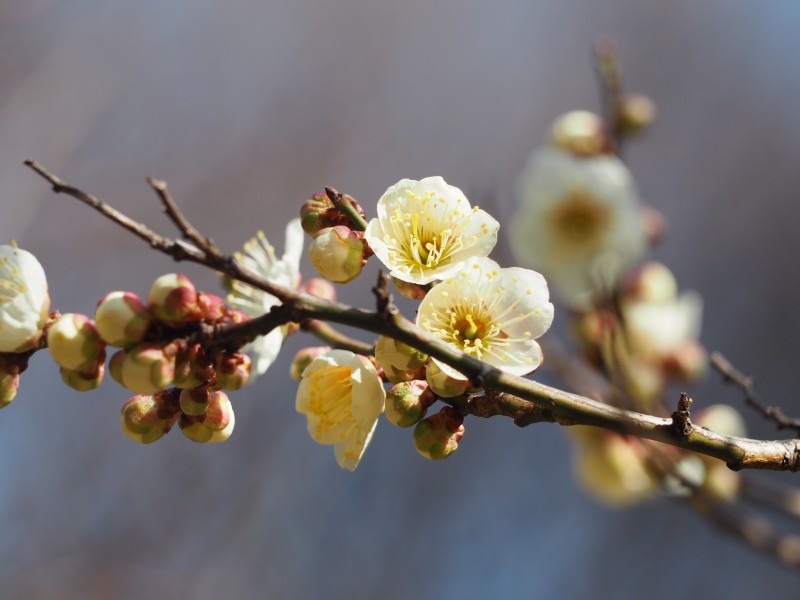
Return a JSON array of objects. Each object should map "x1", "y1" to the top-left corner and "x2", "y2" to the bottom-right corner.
[
  {"x1": 617, "y1": 93, "x2": 657, "y2": 135},
  {"x1": 551, "y1": 110, "x2": 611, "y2": 157},
  {"x1": 385, "y1": 380, "x2": 434, "y2": 428},
  {"x1": 425, "y1": 361, "x2": 470, "y2": 398},
  {"x1": 413, "y1": 407, "x2": 465, "y2": 460},
  {"x1": 120, "y1": 393, "x2": 178, "y2": 444},
  {"x1": 147, "y1": 273, "x2": 199, "y2": 323},
  {"x1": 214, "y1": 352, "x2": 251, "y2": 390},
  {"x1": 179, "y1": 386, "x2": 211, "y2": 416},
  {"x1": 308, "y1": 226, "x2": 365, "y2": 284},
  {"x1": 300, "y1": 278, "x2": 337, "y2": 302},
  {"x1": 375, "y1": 335, "x2": 428, "y2": 384},
  {"x1": 180, "y1": 392, "x2": 235, "y2": 443},
  {"x1": 663, "y1": 340, "x2": 708, "y2": 383},
  {"x1": 622, "y1": 262, "x2": 677, "y2": 304},
  {"x1": 47, "y1": 313, "x2": 104, "y2": 371},
  {"x1": 60, "y1": 362, "x2": 105, "y2": 392},
  {"x1": 95, "y1": 291, "x2": 152, "y2": 347},
  {"x1": 392, "y1": 277, "x2": 428, "y2": 300},
  {"x1": 120, "y1": 344, "x2": 176, "y2": 394}
]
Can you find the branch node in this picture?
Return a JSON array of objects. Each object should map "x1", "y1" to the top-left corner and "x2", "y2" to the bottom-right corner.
[
  {"x1": 372, "y1": 270, "x2": 398, "y2": 321},
  {"x1": 671, "y1": 392, "x2": 693, "y2": 437}
]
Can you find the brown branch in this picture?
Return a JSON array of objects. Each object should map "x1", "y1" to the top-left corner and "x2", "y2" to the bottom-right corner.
[
  {"x1": 147, "y1": 177, "x2": 223, "y2": 260},
  {"x1": 25, "y1": 161, "x2": 800, "y2": 472},
  {"x1": 711, "y1": 352, "x2": 800, "y2": 436}
]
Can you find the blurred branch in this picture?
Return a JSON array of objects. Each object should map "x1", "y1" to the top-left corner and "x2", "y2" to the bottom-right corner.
[
  {"x1": 24, "y1": 160, "x2": 800, "y2": 472},
  {"x1": 711, "y1": 352, "x2": 800, "y2": 436}
]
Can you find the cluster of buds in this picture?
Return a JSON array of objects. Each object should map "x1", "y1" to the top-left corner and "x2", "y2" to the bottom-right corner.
[
  {"x1": 97, "y1": 273, "x2": 251, "y2": 395},
  {"x1": 300, "y1": 192, "x2": 371, "y2": 284},
  {"x1": 120, "y1": 386, "x2": 235, "y2": 444}
]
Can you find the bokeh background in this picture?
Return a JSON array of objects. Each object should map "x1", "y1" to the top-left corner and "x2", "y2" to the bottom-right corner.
[{"x1": 2, "y1": 0, "x2": 800, "y2": 597}]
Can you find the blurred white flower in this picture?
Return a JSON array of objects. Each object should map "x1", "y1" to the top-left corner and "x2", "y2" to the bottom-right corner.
[
  {"x1": 417, "y1": 257, "x2": 554, "y2": 380},
  {"x1": 510, "y1": 148, "x2": 646, "y2": 309},
  {"x1": 227, "y1": 219, "x2": 303, "y2": 378},
  {"x1": 0, "y1": 244, "x2": 50, "y2": 352},
  {"x1": 296, "y1": 349, "x2": 386, "y2": 471},
  {"x1": 365, "y1": 177, "x2": 499, "y2": 285}
]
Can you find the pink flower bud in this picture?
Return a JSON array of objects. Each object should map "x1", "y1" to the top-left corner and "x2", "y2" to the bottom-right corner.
[
  {"x1": 290, "y1": 346, "x2": 332, "y2": 381},
  {"x1": 214, "y1": 352, "x2": 251, "y2": 390},
  {"x1": 197, "y1": 292, "x2": 226, "y2": 322},
  {"x1": 179, "y1": 386, "x2": 211, "y2": 416},
  {"x1": 385, "y1": 380, "x2": 435, "y2": 428},
  {"x1": 173, "y1": 343, "x2": 212, "y2": 390},
  {"x1": 118, "y1": 344, "x2": 176, "y2": 394},
  {"x1": 413, "y1": 406, "x2": 465, "y2": 460},
  {"x1": 392, "y1": 277, "x2": 429, "y2": 300},
  {"x1": 621, "y1": 262, "x2": 677, "y2": 304},
  {"x1": 179, "y1": 391, "x2": 235, "y2": 443},
  {"x1": 60, "y1": 361, "x2": 105, "y2": 392},
  {"x1": 109, "y1": 349, "x2": 125, "y2": 386},
  {"x1": 663, "y1": 340, "x2": 708, "y2": 383},
  {"x1": 47, "y1": 313, "x2": 105, "y2": 371},
  {"x1": 94, "y1": 291, "x2": 152, "y2": 347},
  {"x1": 308, "y1": 226, "x2": 365, "y2": 284},
  {"x1": 300, "y1": 278, "x2": 337, "y2": 302},
  {"x1": 120, "y1": 392, "x2": 179, "y2": 444},
  {"x1": 300, "y1": 193, "x2": 335, "y2": 236},
  {"x1": 147, "y1": 273, "x2": 200, "y2": 323}
]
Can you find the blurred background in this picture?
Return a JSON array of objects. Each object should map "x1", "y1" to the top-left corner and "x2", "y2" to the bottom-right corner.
[{"x1": 2, "y1": 0, "x2": 800, "y2": 597}]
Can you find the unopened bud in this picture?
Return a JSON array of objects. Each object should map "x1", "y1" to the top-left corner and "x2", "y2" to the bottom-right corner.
[
  {"x1": 196, "y1": 292, "x2": 226, "y2": 322},
  {"x1": 622, "y1": 262, "x2": 677, "y2": 304},
  {"x1": 47, "y1": 313, "x2": 105, "y2": 371},
  {"x1": 551, "y1": 110, "x2": 612, "y2": 157},
  {"x1": 375, "y1": 335, "x2": 428, "y2": 384},
  {"x1": 290, "y1": 346, "x2": 332, "y2": 380},
  {"x1": 179, "y1": 386, "x2": 211, "y2": 416},
  {"x1": 120, "y1": 393, "x2": 178, "y2": 444},
  {"x1": 94, "y1": 291, "x2": 152, "y2": 347},
  {"x1": 308, "y1": 226, "x2": 365, "y2": 284},
  {"x1": 179, "y1": 391, "x2": 235, "y2": 443},
  {"x1": 173, "y1": 343, "x2": 212, "y2": 390},
  {"x1": 385, "y1": 380, "x2": 435, "y2": 428},
  {"x1": 413, "y1": 406, "x2": 465, "y2": 460},
  {"x1": 118, "y1": 344, "x2": 176, "y2": 394},
  {"x1": 0, "y1": 357, "x2": 20, "y2": 407},
  {"x1": 214, "y1": 352, "x2": 251, "y2": 390},
  {"x1": 300, "y1": 193, "x2": 334, "y2": 236},
  {"x1": 617, "y1": 93, "x2": 656, "y2": 135},
  {"x1": 392, "y1": 277, "x2": 429, "y2": 300},
  {"x1": 60, "y1": 360, "x2": 105, "y2": 392},
  {"x1": 147, "y1": 273, "x2": 199, "y2": 323},
  {"x1": 425, "y1": 361, "x2": 470, "y2": 398},
  {"x1": 300, "y1": 278, "x2": 337, "y2": 302},
  {"x1": 663, "y1": 340, "x2": 708, "y2": 383}
]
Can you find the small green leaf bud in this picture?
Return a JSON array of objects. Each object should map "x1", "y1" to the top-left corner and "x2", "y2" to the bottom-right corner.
[
  {"x1": 95, "y1": 291, "x2": 152, "y2": 347},
  {"x1": 308, "y1": 226, "x2": 365, "y2": 284},
  {"x1": 300, "y1": 193, "x2": 334, "y2": 236},
  {"x1": 385, "y1": 380, "x2": 435, "y2": 428},
  {"x1": 413, "y1": 406, "x2": 465, "y2": 460}
]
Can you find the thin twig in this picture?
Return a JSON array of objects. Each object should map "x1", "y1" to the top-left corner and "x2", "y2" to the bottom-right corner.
[
  {"x1": 324, "y1": 186, "x2": 368, "y2": 232},
  {"x1": 711, "y1": 352, "x2": 800, "y2": 436},
  {"x1": 147, "y1": 177, "x2": 223, "y2": 259}
]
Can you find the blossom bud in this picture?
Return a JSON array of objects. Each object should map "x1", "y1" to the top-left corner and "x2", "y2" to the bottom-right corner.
[
  {"x1": 308, "y1": 226, "x2": 365, "y2": 284},
  {"x1": 47, "y1": 313, "x2": 105, "y2": 371},
  {"x1": 392, "y1": 277, "x2": 429, "y2": 300},
  {"x1": 109, "y1": 349, "x2": 125, "y2": 386},
  {"x1": 214, "y1": 351, "x2": 251, "y2": 390},
  {"x1": 663, "y1": 340, "x2": 708, "y2": 383},
  {"x1": 0, "y1": 245, "x2": 51, "y2": 353},
  {"x1": 94, "y1": 291, "x2": 152, "y2": 347},
  {"x1": 622, "y1": 262, "x2": 677, "y2": 304},
  {"x1": 375, "y1": 335, "x2": 428, "y2": 384},
  {"x1": 300, "y1": 193, "x2": 334, "y2": 236},
  {"x1": 617, "y1": 93, "x2": 656, "y2": 135},
  {"x1": 173, "y1": 344, "x2": 212, "y2": 390},
  {"x1": 413, "y1": 406, "x2": 465, "y2": 460},
  {"x1": 290, "y1": 346, "x2": 332, "y2": 380},
  {"x1": 0, "y1": 357, "x2": 20, "y2": 407},
  {"x1": 300, "y1": 278, "x2": 337, "y2": 302},
  {"x1": 385, "y1": 380, "x2": 435, "y2": 428},
  {"x1": 118, "y1": 344, "x2": 176, "y2": 394},
  {"x1": 551, "y1": 110, "x2": 611, "y2": 157},
  {"x1": 179, "y1": 391, "x2": 235, "y2": 443},
  {"x1": 60, "y1": 359, "x2": 105, "y2": 392},
  {"x1": 179, "y1": 385, "x2": 211, "y2": 416},
  {"x1": 425, "y1": 361, "x2": 470, "y2": 398},
  {"x1": 147, "y1": 273, "x2": 199, "y2": 323},
  {"x1": 120, "y1": 392, "x2": 179, "y2": 444},
  {"x1": 196, "y1": 292, "x2": 226, "y2": 322}
]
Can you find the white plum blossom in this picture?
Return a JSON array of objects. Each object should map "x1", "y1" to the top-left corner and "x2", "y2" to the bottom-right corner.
[
  {"x1": 296, "y1": 349, "x2": 386, "y2": 471},
  {"x1": 365, "y1": 177, "x2": 499, "y2": 285},
  {"x1": 0, "y1": 244, "x2": 50, "y2": 352},
  {"x1": 417, "y1": 257, "x2": 554, "y2": 380},
  {"x1": 227, "y1": 219, "x2": 304, "y2": 378},
  {"x1": 510, "y1": 148, "x2": 646, "y2": 309}
]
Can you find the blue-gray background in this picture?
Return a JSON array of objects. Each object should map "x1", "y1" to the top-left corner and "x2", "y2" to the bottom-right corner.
[{"x1": 2, "y1": 1, "x2": 800, "y2": 597}]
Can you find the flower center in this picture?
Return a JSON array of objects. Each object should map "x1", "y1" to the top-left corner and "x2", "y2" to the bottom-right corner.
[
  {"x1": 306, "y1": 365, "x2": 354, "y2": 439},
  {"x1": 548, "y1": 187, "x2": 612, "y2": 248}
]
